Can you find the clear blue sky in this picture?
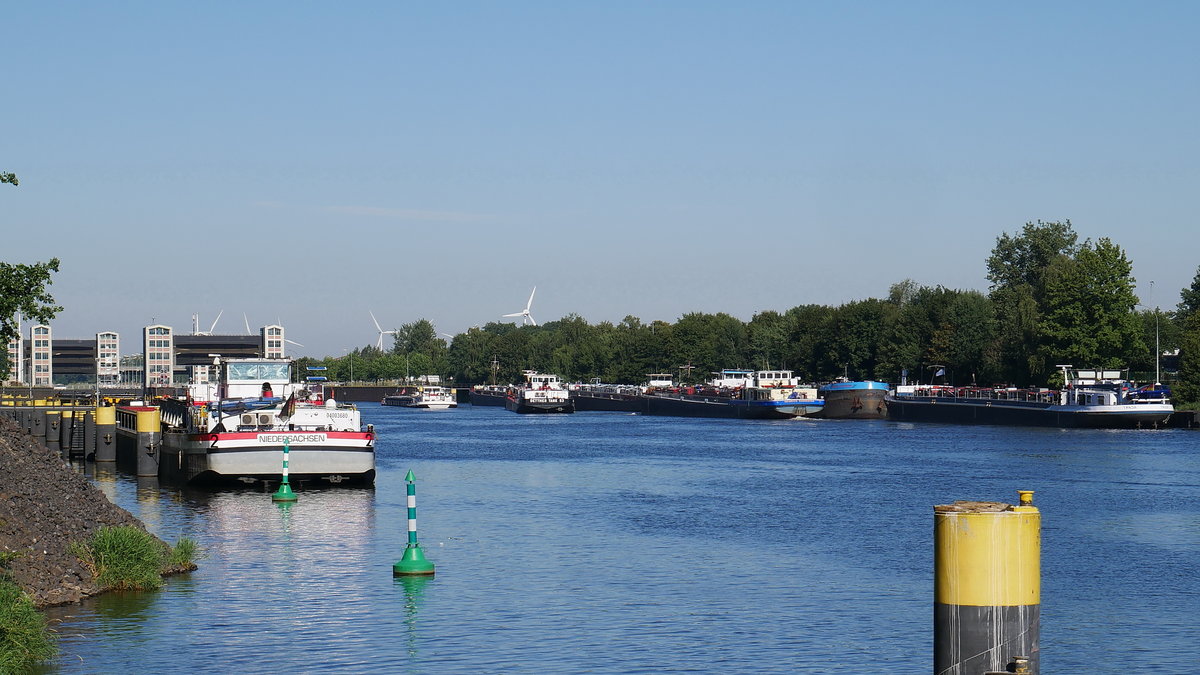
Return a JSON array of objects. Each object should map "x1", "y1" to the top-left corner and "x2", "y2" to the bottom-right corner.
[{"x1": 4, "y1": 2, "x2": 1197, "y2": 357}]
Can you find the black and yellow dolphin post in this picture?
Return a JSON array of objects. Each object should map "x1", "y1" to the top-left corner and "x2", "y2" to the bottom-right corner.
[{"x1": 934, "y1": 490, "x2": 1040, "y2": 674}]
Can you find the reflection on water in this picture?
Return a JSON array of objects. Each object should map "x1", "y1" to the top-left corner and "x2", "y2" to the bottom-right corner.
[
  {"x1": 394, "y1": 575, "x2": 432, "y2": 659},
  {"x1": 41, "y1": 407, "x2": 1200, "y2": 673}
]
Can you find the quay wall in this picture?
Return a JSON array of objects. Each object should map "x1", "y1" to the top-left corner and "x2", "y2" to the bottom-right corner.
[{"x1": 1167, "y1": 410, "x2": 1200, "y2": 428}]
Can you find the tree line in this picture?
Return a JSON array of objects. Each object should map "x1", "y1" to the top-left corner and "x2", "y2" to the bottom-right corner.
[
  {"x1": 5, "y1": 220, "x2": 1200, "y2": 406},
  {"x1": 299, "y1": 221, "x2": 1200, "y2": 406}
]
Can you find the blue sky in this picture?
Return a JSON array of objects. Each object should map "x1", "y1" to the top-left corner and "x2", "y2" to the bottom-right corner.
[{"x1": 4, "y1": 2, "x2": 1197, "y2": 357}]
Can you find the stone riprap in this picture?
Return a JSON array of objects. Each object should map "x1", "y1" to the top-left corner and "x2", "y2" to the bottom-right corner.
[{"x1": 0, "y1": 416, "x2": 174, "y2": 607}]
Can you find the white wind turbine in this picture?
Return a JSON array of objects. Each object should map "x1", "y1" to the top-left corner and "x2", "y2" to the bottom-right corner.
[
  {"x1": 243, "y1": 314, "x2": 304, "y2": 352},
  {"x1": 503, "y1": 286, "x2": 538, "y2": 326},
  {"x1": 370, "y1": 311, "x2": 398, "y2": 350},
  {"x1": 193, "y1": 310, "x2": 224, "y2": 335}
]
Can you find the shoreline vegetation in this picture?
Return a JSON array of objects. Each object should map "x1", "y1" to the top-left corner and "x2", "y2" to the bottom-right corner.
[
  {"x1": 294, "y1": 222, "x2": 1200, "y2": 410},
  {"x1": 0, "y1": 416, "x2": 196, "y2": 670}
]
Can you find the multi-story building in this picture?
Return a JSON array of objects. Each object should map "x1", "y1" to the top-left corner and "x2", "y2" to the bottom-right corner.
[
  {"x1": 96, "y1": 331, "x2": 120, "y2": 387},
  {"x1": 30, "y1": 325, "x2": 52, "y2": 386},
  {"x1": 144, "y1": 325, "x2": 174, "y2": 387},
  {"x1": 263, "y1": 325, "x2": 286, "y2": 359},
  {"x1": 143, "y1": 323, "x2": 285, "y2": 387},
  {"x1": 4, "y1": 332, "x2": 21, "y2": 385}
]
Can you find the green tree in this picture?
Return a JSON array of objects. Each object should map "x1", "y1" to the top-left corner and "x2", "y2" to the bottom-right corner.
[
  {"x1": 780, "y1": 304, "x2": 835, "y2": 381},
  {"x1": 1130, "y1": 309, "x2": 1179, "y2": 380},
  {"x1": 669, "y1": 312, "x2": 747, "y2": 379},
  {"x1": 878, "y1": 285, "x2": 996, "y2": 385},
  {"x1": 1176, "y1": 265, "x2": 1200, "y2": 321},
  {"x1": 986, "y1": 220, "x2": 1080, "y2": 384},
  {"x1": 747, "y1": 310, "x2": 787, "y2": 370},
  {"x1": 823, "y1": 299, "x2": 894, "y2": 381},
  {"x1": 1172, "y1": 310, "x2": 1200, "y2": 407},
  {"x1": 1039, "y1": 238, "x2": 1143, "y2": 373},
  {"x1": 1, "y1": 258, "x2": 62, "y2": 381},
  {"x1": 1, "y1": 172, "x2": 16, "y2": 186}
]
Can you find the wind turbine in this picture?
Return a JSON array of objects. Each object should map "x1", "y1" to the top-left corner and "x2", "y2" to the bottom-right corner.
[
  {"x1": 193, "y1": 310, "x2": 224, "y2": 335},
  {"x1": 370, "y1": 311, "x2": 398, "y2": 350},
  {"x1": 243, "y1": 314, "x2": 304, "y2": 353},
  {"x1": 503, "y1": 286, "x2": 538, "y2": 326}
]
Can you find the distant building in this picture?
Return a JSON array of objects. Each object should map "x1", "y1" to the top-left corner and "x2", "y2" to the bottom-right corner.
[
  {"x1": 97, "y1": 331, "x2": 120, "y2": 386},
  {"x1": 50, "y1": 338, "x2": 100, "y2": 384},
  {"x1": 4, "y1": 331, "x2": 21, "y2": 385},
  {"x1": 30, "y1": 325, "x2": 52, "y2": 386},
  {"x1": 263, "y1": 325, "x2": 285, "y2": 359},
  {"x1": 142, "y1": 322, "x2": 286, "y2": 387},
  {"x1": 144, "y1": 325, "x2": 174, "y2": 387}
]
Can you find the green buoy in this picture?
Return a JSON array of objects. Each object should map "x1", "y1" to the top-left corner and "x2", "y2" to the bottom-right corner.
[
  {"x1": 271, "y1": 441, "x2": 298, "y2": 502},
  {"x1": 393, "y1": 470, "x2": 435, "y2": 576}
]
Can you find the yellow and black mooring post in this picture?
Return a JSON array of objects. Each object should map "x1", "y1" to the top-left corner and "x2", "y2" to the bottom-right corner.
[
  {"x1": 135, "y1": 408, "x2": 161, "y2": 478},
  {"x1": 45, "y1": 410, "x2": 62, "y2": 456},
  {"x1": 31, "y1": 407, "x2": 46, "y2": 442},
  {"x1": 934, "y1": 490, "x2": 1040, "y2": 674},
  {"x1": 94, "y1": 405, "x2": 116, "y2": 462}
]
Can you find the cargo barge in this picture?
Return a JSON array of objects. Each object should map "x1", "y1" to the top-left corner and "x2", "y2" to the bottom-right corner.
[{"x1": 885, "y1": 367, "x2": 1172, "y2": 429}]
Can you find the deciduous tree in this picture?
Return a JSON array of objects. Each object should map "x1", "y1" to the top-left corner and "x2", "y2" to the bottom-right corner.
[
  {"x1": 1, "y1": 258, "x2": 62, "y2": 381},
  {"x1": 1039, "y1": 238, "x2": 1143, "y2": 371}
]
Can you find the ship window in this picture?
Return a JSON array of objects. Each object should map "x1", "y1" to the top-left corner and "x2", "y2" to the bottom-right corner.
[{"x1": 228, "y1": 362, "x2": 290, "y2": 381}]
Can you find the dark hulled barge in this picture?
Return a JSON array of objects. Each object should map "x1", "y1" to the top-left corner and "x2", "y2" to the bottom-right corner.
[
  {"x1": 570, "y1": 370, "x2": 824, "y2": 420},
  {"x1": 885, "y1": 367, "x2": 1172, "y2": 429},
  {"x1": 818, "y1": 380, "x2": 890, "y2": 419}
]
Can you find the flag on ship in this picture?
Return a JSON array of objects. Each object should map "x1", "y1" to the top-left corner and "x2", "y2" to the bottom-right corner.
[{"x1": 280, "y1": 393, "x2": 297, "y2": 420}]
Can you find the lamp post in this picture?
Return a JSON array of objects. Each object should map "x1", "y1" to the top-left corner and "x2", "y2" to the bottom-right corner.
[{"x1": 1141, "y1": 281, "x2": 1161, "y2": 386}]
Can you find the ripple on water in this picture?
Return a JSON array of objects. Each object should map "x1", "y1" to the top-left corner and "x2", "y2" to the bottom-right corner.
[{"x1": 41, "y1": 409, "x2": 1200, "y2": 673}]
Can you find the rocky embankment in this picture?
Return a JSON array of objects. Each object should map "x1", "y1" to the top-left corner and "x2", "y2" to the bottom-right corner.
[{"x1": 0, "y1": 416, "x2": 166, "y2": 607}]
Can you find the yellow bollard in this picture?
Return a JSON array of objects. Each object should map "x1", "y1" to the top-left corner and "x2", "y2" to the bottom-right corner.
[
  {"x1": 934, "y1": 490, "x2": 1040, "y2": 674},
  {"x1": 134, "y1": 408, "x2": 161, "y2": 477}
]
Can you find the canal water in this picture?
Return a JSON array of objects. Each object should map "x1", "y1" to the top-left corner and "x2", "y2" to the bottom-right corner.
[{"x1": 41, "y1": 406, "x2": 1199, "y2": 673}]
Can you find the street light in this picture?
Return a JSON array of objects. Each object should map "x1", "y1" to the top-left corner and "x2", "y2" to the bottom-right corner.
[{"x1": 1140, "y1": 281, "x2": 1161, "y2": 386}]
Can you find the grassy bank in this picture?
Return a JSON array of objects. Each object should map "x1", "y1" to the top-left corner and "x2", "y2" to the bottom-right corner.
[
  {"x1": 72, "y1": 526, "x2": 198, "y2": 591},
  {"x1": 0, "y1": 556, "x2": 57, "y2": 671}
]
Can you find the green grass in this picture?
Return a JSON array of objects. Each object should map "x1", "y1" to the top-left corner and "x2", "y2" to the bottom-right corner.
[
  {"x1": 73, "y1": 526, "x2": 199, "y2": 592},
  {"x1": 167, "y1": 538, "x2": 198, "y2": 568},
  {"x1": 0, "y1": 575, "x2": 58, "y2": 671}
]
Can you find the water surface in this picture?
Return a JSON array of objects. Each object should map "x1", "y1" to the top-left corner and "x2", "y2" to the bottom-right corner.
[{"x1": 42, "y1": 406, "x2": 1200, "y2": 672}]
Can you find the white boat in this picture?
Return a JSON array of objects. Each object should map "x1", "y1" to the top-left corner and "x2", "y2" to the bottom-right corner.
[
  {"x1": 127, "y1": 358, "x2": 375, "y2": 485},
  {"x1": 382, "y1": 385, "x2": 457, "y2": 409}
]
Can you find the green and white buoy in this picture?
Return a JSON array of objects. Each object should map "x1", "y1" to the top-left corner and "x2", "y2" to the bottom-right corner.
[
  {"x1": 271, "y1": 441, "x2": 298, "y2": 502},
  {"x1": 393, "y1": 470, "x2": 435, "y2": 576}
]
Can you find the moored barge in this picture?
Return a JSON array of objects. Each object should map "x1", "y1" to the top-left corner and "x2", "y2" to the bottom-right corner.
[
  {"x1": 117, "y1": 358, "x2": 375, "y2": 485},
  {"x1": 885, "y1": 367, "x2": 1172, "y2": 429},
  {"x1": 819, "y1": 380, "x2": 890, "y2": 419}
]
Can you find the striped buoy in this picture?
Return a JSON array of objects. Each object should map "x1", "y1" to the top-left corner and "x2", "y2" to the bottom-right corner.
[
  {"x1": 393, "y1": 470, "x2": 435, "y2": 576},
  {"x1": 271, "y1": 441, "x2": 298, "y2": 502}
]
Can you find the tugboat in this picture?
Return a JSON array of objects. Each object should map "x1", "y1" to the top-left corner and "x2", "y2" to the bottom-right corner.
[
  {"x1": 885, "y1": 365, "x2": 1173, "y2": 429},
  {"x1": 382, "y1": 385, "x2": 457, "y2": 409},
  {"x1": 505, "y1": 371, "x2": 575, "y2": 414},
  {"x1": 469, "y1": 356, "x2": 509, "y2": 406},
  {"x1": 469, "y1": 384, "x2": 509, "y2": 407}
]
